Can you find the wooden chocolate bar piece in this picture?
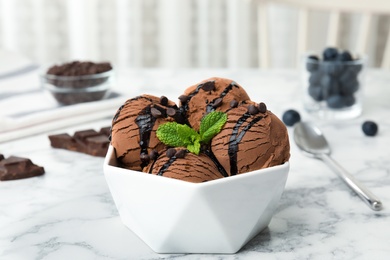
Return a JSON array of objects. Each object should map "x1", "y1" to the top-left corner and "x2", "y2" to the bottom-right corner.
[
  {"x1": 48, "y1": 127, "x2": 110, "y2": 157},
  {"x1": 0, "y1": 155, "x2": 45, "y2": 181}
]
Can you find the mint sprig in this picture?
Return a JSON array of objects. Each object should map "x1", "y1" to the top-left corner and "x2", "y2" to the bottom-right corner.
[
  {"x1": 199, "y1": 111, "x2": 227, "y2": 143},
  {"x1": 156, "y1": 111, "x2": 227, "y2": 155}
]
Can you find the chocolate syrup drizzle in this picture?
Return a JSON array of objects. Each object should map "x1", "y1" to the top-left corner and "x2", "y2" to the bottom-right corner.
[
  {"x1": 179, "y1": 82, "x2": 206, "y2": 126},
  {"x1": 155, "y1": 156, "x2": 177, "y2": 176},
  {"x1": 135, "y1": 106, "x2": 156, "y2": 168},
  {"x1": 113, "y1": 95, "x2": 183, "y2": 168},
  {"x1": 228, "y1": 113, "x2": 263, "y2": 175},
  {"x1": 202, "y1": 149, "x2": 228, "y2": 177},
  {"x1": 149, "y1": 149, "x2": 228, "y2": 178},
  {"x1": 205, "y1": 81, "x2": 237, "y2": 113},
  {"x1": 112, "y1": 104, "x2": 124, "y2": 123}
]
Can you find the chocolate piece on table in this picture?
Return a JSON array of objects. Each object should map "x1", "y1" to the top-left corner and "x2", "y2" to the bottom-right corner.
[
  {"x1": 99, "y1": 126, "x2": 111, "y2": 137},
  {"x1": 0, "y1": 156, "x2": 45, "y2": 181},
  {"x1": 72, "y1": 129, "x2": 100, "y2": 153},
  {"x1": 48, "y1": 133, "x2": 78, "y2": 151},
  {"x1": 86, "y1": 135, "x2": 110, "y2": 157},
  {"x1": 48, "y1": 127, "x2": 110, "y2": 157},
  {"x1": 74, "y1": 129, "x2": 102, "y2": 144}
]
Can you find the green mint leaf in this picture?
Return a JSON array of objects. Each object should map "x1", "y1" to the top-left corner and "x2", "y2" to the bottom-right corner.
[
  {"x1": 156, "y1": 111, "x2": 226, "y2": 155},
  {"x1": 157, "y1": 122, "x2": 201, "y2": 154},
  {"x1": 156, "y1": 122, "x2": 187, "y2": 147},
  {"x1": 187, "y1": 138, "x2": 201, "y2": 155},
  {"x1": 177, "y1": 124, "x2": 200, "y2": 146},
  {"x1": 199, "y1": 111, "x2": 227, "y2": 143}
]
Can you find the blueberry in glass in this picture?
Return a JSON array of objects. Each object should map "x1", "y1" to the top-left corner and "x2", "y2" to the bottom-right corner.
[
  {"x1": 323, "y1": 47, "x2": 339, "y2": 61},
  {"x1": 305, "y1": 47, "x2": 363, "y2": 110}
]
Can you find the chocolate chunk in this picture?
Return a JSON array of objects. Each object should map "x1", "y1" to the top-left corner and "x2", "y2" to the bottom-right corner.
[
  {"x1": 248, "y1": 105, "x2": 259, "y2": 115},
  {"x1": 151, "y1": 107, "x2": 163, "y2": 118},
  {"x1": 140, "y1": 153, "x2": 150, "y2": 163},
  {"x1": 72, "y1": 130, "x2": 102, "y2": 153},
  {"x1": 49, "y1": 127, "x2": 110, "y2": 157},
  {"x1": 230, "y1": 99, "x2": 238, "y2": 108},
  {"x1": 202, "y1": 81, "x2": 215, "y2": 91},
  {"x1": 86, "y1": 135, "x2": 110, "y2": 157},
  {"x1": 0, "y1": 154, "x2": 4, "y2": 160},
  {"x1": 178, "y1": 95, "x2": 188, "y2": 104},
  {"x1": 212, "y1": 98, "x2": 223, "y2": 108},
  {"x1": 49, "y1": 133, "x2": 78, "y2": 151},
  {"x1": 149, "y1": 150, "x2": 159, "y2": 160},
  {"x1": 175, "y1": 149, "x2": 186, "y2": 158},
  {"x1": 258, "y1": 102, "x2": 267, "y2": 113},
  {"x1": 166, "y1": 107, "x2": 176, "y2": 117},
  {"x1": 74, "y1": 129, "x2": 101, "y2": 144},
  {"x1": 0, "y1": 156, "x2": 45, "y2": 181},
  {"x1": 99, "y1": 126, "x2": 111, "y2": 136},
  {"x1": 166, "y1": 148, "x2": 177, "y2": 158},
  {"x1": 160, "y1": 96, "x2": 168, "y2": 106},
  {"x1": 174, "y1": 113, "x2": 187, "y2": 125}
]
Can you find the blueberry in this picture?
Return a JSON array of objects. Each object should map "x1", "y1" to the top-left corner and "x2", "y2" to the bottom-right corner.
[
  {"x1": 306, "y1": 60, "x2": 319, "y2": 72},
  {"x1": 323, "y1": 47, "x2": 339, "y2": 61},
  {"x1": 343, "y1": 95, "x2": 356, "y2": 107},
  {"x1": 326, "y1": 95, "x2": 346, "y2": 108},
  {"x1": 362, "y1": 121, "x2": 378, "y2": 136},
  {"x1": 337, "y1": 51, "x2": 353, "y2": 61},
  {"x1": 346, "y1": 63, "x2": 363, "y2": 74},
  {"x1": 306, "y1": 55, "x2": 320, "y2": 72},
  {"x1": 282, "y1": 109, "x2": 301, "y2": 126},
  {"x1": 320, "y1": 75, "x2": 340, "y2": 99},
  {"x1": 339, "y1": 70, "x2": 359, "y2": 95},
  {"x1": 308, "y1": 85, "x2": 323, "y2": 101},
  {"x1": 340, "y1": 80, "x2": 359, "y2": 95},
  {"x1": 321, "y1": 61, "x2": 344, "y2": 76},
  {"x1": 309, "y1": 70, "x2": 323, "y2": 85},
  {"x1": 340, "y1": 69, "x2": 358, "y2": 85}
]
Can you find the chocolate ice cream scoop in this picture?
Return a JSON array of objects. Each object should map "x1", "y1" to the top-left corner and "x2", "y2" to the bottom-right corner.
[
  {"x1": 111, "y1": 94, "x2": 182, "y2": 171},
  {"x1": 143, "y1": 148, "x2": 225, "y2": 183},
  {"x1": 179, "y1": 77, "x2": 250, "y2": 131},
  {"x1": 210, "y1": 102, "x2": 290, "y2": 176}
]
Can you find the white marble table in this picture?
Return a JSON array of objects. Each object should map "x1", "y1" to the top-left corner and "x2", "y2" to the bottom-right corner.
[{"x1": 1, "y1": 68, "x2": 390, "y2": 259}]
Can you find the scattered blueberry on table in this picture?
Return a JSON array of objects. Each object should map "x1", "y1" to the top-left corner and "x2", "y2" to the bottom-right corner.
[
  {"x1": 305, "y1": 47, "x2": 363, "y2": 109},
  {"x1": 282, "y1": 109, "x2": 301, "y2": 126},
  {"x1": 362, "y1": 121, "x2": 378, "y2": 136}
]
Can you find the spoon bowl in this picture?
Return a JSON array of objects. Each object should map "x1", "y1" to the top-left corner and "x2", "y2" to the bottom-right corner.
[
  {"x1": 294, "y1": 121, "x2": 330, "y2": 157},
  {"x1": 293, "y1": 121, "x2": 383, "y2": 211}
]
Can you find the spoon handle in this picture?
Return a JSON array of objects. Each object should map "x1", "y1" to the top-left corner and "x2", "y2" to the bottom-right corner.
[{"x1": 320, "y1": 154, "x2": 383, "y2": 211}]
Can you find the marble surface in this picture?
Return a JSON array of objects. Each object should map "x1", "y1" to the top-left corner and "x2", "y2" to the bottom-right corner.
[{"x1": 1, "y1": 68, "x2": 390, "y2": 259}]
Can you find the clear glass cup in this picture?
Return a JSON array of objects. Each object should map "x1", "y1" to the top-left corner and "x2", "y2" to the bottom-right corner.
[{"x1": 301, "y1": 52, "x2": 366, "y2": 120}]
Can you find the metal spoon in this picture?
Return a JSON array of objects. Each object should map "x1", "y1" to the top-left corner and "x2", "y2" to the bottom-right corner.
[{"x1": 294, "y1": 121, "x2": 383, "y2": 211}]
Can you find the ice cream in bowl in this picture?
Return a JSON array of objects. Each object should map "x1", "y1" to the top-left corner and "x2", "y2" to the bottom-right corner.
[{"x1": 103, "y1": 77, "x2": 290, "y2": 253}]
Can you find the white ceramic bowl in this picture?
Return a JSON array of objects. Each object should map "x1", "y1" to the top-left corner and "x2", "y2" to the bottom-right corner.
[{"x1": 103, "y1": 145, "x2": 289, "y2": 254}]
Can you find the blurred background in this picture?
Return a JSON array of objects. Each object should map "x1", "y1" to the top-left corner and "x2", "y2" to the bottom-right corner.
[{"x1": 1, "y1": 0, "x2": 390, "y2": 69}]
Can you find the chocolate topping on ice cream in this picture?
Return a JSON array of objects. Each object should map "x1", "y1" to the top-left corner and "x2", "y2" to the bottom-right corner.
[
  {"x1": 144, "y1": 148, "x2": 225, "y2": 183},
  {"x1": 180, "y1": 77, "x2": 250, "y2": 130},
  {"x1": 211, "y1": 103, "x2": 290, "y2": 176},
  {"x1": 110, "y1": 77, "x2": 290, "y2": 183},
  {"x1": 111, "y1": 95, "x2": 180, "y2": 170}
]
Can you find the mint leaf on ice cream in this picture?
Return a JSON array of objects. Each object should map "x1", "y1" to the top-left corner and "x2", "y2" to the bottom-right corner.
[
  {"x1": 156, "y1": 111, "x2": 227, "y2": 155},
  {"x1": 199, "y1": 111, "x2": 227, "y2": 143}
]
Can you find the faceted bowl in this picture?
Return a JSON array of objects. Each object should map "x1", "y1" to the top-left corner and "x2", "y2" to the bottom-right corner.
[{"x1": 103, "y1": 145, "x2": 289, "y2": 254}]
